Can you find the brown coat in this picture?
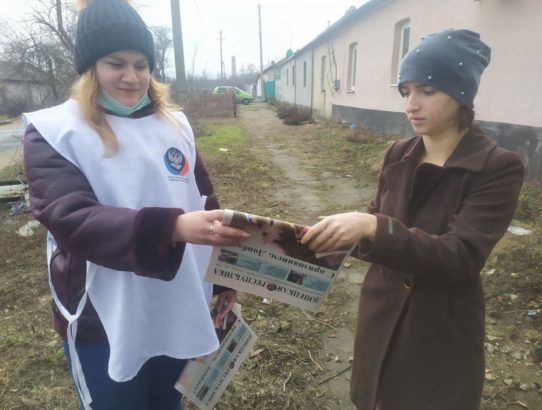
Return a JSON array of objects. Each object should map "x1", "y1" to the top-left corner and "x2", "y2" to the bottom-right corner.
[{"x1": 350, "y1": 128, "x2": 524, "y2": 410}]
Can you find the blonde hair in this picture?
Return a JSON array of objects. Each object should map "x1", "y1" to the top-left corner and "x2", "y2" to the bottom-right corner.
[{"x1": 71, "y1": 69, "x2": 181, "y2": 156}]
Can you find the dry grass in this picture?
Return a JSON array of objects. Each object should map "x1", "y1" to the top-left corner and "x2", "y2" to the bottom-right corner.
[
  {"x1": 1, "y1": 113, "x2": 540, "y2": 409},
  {"x1": 0, "y1": 213, "x2": 79, "y2": 409}
]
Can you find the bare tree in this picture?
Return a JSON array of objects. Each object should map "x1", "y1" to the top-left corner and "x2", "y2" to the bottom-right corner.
[
  {"x1": 0, "y1": 1, "x2": 175, "y2": 114},
  {"x1": 0, "y1": 0, "x2": 77, "y2": 108},
  {"x1": 239, "y1": 63, "x2": 257, "y2": 76},
  {"x1": 149, "y1": 26, "x2": 173, "y2": 83}
]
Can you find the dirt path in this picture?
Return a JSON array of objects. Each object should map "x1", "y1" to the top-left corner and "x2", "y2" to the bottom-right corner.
[
  {"x1": 236, "y1": 104, "x2": 542, "y2": 410},
  {"x1": 237, "y1": 104, "x2": 372, "y2": 223},
  {"x1": 237, "y1": 103, "x2": 373, "y2": 408}
]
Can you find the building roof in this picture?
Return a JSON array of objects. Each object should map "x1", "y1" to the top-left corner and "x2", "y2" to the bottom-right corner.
[
  {"x1": 0, "y1": 61, "x2": 49, "y2": 84},
  {"x1": 297, "y1": 0, "x2": 393, "y2": 55}
]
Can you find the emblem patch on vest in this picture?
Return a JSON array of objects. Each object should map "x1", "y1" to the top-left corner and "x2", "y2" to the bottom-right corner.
[{"x1": 164, "y1": 147, "x2": 190, "y2": 177}]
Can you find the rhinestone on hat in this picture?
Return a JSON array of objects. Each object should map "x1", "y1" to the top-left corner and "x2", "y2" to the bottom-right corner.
[
  {"x1": 427, "y1": 75, "x2": 432, "y2": 80},
  {"x1": 416, "y1": 49, "x2": 421, "y2": 53},
  {"x1": 460, "y1": 91, "x2": 465, "y2": 95},
  {"x1": 447, "y1": 35, "x2": 452, "y2": 39},
  {"x1": 458, "y1": 62, "x2": 464, "y2": 67}
]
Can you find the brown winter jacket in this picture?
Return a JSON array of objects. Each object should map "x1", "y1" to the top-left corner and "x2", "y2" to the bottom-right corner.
[
  {"x1": 350, "y1": 127, "x2": 524, "y2": 410},
  {"x1": 23, "y1": 109, "x2": 226, "y2": 342}
]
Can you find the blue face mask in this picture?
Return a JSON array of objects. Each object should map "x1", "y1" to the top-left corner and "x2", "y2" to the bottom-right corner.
[{"x1": 99, "y1": 90, "x2": 152, "y2": 116}]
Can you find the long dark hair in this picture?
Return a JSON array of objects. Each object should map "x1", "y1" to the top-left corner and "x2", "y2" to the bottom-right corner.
[{"x1": 458, "y1": 106, "x2": 475, "y2": 131}]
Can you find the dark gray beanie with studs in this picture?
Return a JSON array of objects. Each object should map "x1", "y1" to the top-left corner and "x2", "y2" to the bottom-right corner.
[
  {"x1": 74, "y1": 0, "x2": 155, "y2": 74},
  {"x1": 398, "y1": 29, "x2": 491, "y2": 109}
]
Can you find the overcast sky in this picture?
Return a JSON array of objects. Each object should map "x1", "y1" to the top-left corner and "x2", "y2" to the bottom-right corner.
[{"x1": 0, "y1": 0, "x2": 368, "y2": 78}]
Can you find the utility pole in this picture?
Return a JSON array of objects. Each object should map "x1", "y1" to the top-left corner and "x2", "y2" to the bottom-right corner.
[
  {"x1": 170, "y1": 0, "x2": 187, "y2": 102},
  {"x1": 258, "y1": 4, "x2": 264, "y2": 101},
  {"x1": 219, "y1": 30, "x2": 225, "y2": 79},
  {"x1": 231, "y1": 56, "x2": 237, "y2": 78}
]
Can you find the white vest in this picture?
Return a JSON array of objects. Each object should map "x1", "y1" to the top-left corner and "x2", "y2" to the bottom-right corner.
[{"x1": 24, "y1": 100, "x2": 218, "y2": 408}]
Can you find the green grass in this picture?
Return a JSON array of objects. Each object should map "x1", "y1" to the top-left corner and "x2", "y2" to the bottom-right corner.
[
  {"x1": 195, "y1": 120, "x2": 286, "y2": 217},
  {"x1": 196, "y1": 124, "x2": 248, "y2": 157}
]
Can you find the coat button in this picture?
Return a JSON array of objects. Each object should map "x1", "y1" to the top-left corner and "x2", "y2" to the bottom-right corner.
[{"x1": 403, "y1": 276, "x2": 414, "y2": 289}]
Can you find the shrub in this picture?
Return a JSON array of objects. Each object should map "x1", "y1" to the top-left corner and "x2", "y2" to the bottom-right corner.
[{"x1": 276, "y1": 102, "x2": 313, "y2": 125}]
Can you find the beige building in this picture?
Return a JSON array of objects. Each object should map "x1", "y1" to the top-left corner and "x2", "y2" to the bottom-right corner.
[
  {"x1": 275, "y1": 0, "x2": 541, "y2": 182},
  {"x1": 324, "y1": 0, "x2": 541, "y2": 126}
]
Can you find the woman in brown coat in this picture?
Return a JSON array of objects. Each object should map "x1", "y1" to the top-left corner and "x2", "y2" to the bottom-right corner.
[{"x1": 301, "y1": 29, "x2": 524, "y2": 410}]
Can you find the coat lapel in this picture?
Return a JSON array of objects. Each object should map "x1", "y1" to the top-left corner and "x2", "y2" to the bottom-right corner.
[
  {"x1": 444, "y1": 128, "x2": 497, "y2": 171},
  {"x1": 381, "y1": 137, "x2": 424, "y2": 224},
  {"x1": 380, "y1": 129, "x2": 497, "y2": 224}
]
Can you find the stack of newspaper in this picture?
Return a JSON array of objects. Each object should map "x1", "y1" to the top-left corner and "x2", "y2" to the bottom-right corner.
[
  {"x1": 178, "y1": 209, "x2": 354, "y2": 409},
  {"x1": 175, "y1": 304, "x2": 256, "y2": 410},
  {"x1": 205, "y1": 209, "x2": 353, "y2": 312}
]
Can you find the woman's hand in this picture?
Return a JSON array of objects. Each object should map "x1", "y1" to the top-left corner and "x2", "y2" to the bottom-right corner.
[
  {"x1": 213, "y1": 290, "x2": 237, "y2": 327},
  {"x1": 171, "y1": 209, "x2": 250, "y2": 246},
  {"x1": 300, "y1": 212, "x2": 377, "y2": 253}
]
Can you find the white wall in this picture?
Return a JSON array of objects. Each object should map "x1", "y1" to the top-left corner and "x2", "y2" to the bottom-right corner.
[
  {"x1": 311, "y1": 41, "x2": 334, "y2": 117},
  {"x1": 328, "y1": 0, "x2": 542, "y2": 127},
  {"x1": 275, "y1": 58, "x2": 296, "y2": 104},
  {"x1": 294, "y1": 49, "x2": 313, "y2": 108}
]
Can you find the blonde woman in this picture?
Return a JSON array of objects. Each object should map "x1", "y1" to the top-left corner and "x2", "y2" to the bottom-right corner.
[{"x1": 23, "y1": 1, "x2": 248, "y2": 409}]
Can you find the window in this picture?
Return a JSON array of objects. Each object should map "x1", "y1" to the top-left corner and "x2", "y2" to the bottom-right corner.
[
  {"x1": 292, "y1": 65, "x2": 296, "y2": 86},
  {"x1": 347, "y1": 42, "x2": 357, "y2": 92},
  {"x1": 320, "y1": 55, "x2": 326, "y2": 90},
  {"x1": 391, "y1": 19, "x2": 411, "y2": 83},
  {"x1": 286, "y1": 68, "x2": 289, "y2": 86},
  {"x1": 398, "y1": 22, "x2": 410, "y2": 70},
  {"x1": 303, "y1": 61, "x2": 307, "y2": 87}
]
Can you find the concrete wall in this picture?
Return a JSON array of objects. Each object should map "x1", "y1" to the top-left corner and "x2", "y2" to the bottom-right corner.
[
  {"x1": 333, "y1": 104, "x2": 542, "y2": 185},
  {"x1": 332, "y1": 104, "x2": 412, "y2": 137},
  {"x1": 293, "y1": 49, "x2": 313, "y2": 108},
  {"x1": 311, "y1": 41, "x2": 334, "y2": 118},
  {"x1": 480, "y1": 122, "x2": 542, "y2": 185},
  {"x1": 275, "y1": 58, "x2": 296, "y2": 104}
]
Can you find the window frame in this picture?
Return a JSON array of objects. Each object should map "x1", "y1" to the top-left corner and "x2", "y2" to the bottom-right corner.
[
  {"x1": 320, "y1": 55, "x2": 326, "y2": 91},
  {"x1": 347, "y1": 42, "x2": 358, "y2": 92},
  {"x1": 390, "y1": 18, "x2": 411, "y2": 85},
  {"x1": 398, "y1": 21, "x2": 410, "y2": 75}
]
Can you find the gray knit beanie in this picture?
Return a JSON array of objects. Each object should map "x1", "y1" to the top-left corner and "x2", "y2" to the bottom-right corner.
[
  {"x1": 398, "y1": 29, "x2": 491, "y2": 109},
  {"x1": 74, "y1": 0, "x2": 155, "y2": 74}
]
